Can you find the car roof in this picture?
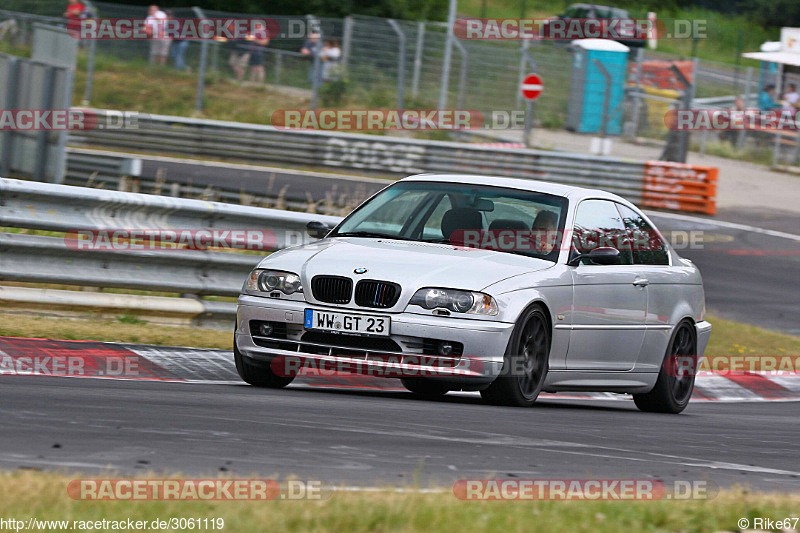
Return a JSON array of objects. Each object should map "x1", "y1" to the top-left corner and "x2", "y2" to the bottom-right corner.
[{"x1": 400, "y1": 173, "x2": 632, "y2": 205}]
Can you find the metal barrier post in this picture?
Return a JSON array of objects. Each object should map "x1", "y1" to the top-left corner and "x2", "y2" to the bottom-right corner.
[
  {"x1": 387, "y1": 20, "x2": 406, "y2": 109},
  {"x1": 411, "y1": 21, "x2": 425, "y2": 99},
  {"x1": 193, "y1": 7, "x2": 208, "y2": 112}
]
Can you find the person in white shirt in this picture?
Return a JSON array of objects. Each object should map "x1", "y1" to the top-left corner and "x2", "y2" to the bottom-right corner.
[
  {"x1": 144, "y1": 5, "x2": 170, "y2": 65},
  {"x1": 321, "y1": 39, "x2": 342, "y2": 82},
  {"x1": 782, "y1": 83, "x2": 799, "y2": 110}
]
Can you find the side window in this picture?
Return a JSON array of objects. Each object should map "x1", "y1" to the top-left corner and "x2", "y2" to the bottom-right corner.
[
  {"x1": 617, "y1": 204, "x2": 669, "y2": 265},
  {"x1": 572, "y1": 200, "x2": 633, "y2": 265}
]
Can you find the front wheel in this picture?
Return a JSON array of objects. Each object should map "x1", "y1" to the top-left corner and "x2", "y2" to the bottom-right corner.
[
  {"x1": 481, "y1": 306, "x2": 550, "y2": 407},
  {"x1": 234, "y1": 343, "x2": 295, "y2": 388},
  {"x1": 633, "y1": 320, "x2": 696, "y2": 414}
]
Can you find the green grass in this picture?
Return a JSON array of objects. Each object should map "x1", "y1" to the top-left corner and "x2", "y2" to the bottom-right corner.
[{"x1": 0, "y1": 471, "x2": 797, "y2": 533}]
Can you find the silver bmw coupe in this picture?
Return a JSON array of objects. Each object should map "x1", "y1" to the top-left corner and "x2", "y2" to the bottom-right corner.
[{"x1": 234, "y1": 174, "x2": 711, "y2": 413}]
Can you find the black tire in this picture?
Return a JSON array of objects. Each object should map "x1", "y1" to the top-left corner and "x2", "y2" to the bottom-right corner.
[
  {"x1": 633, "y1": 320, "x2": 697, "y2": 414},
  {"x1": 401, "y1": 377, "x2": 449, "y2": 398},
  {"x1": 234, "y1": 343, "x2": 295, "y2": 388},
  {"x1": 480, "y1": 306, "x2": 550, "y2": 407}
]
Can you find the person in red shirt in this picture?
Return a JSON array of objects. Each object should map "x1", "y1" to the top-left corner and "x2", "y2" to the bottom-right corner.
[{"x1": 63, "y1": 0, "x2": 85, "y2": 20}]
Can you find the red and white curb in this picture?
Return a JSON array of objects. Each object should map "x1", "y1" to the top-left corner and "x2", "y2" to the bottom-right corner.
[{"x1": 1, "y1": 336, "x2": 798, "y2": 402}]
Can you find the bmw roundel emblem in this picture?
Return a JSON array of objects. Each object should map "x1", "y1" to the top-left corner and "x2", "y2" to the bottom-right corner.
[{"x1": 354, "y1": 267, "x2": 368, "y2": 274}]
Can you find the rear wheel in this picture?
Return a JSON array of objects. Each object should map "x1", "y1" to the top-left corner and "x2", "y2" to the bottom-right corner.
[
  {"x1": 481, "y1": 306, "x2": 550, "y2": 407},
  {"x1": 234, "y1": 343, "x2": 295, "y2": 388},
  {"x1": 401, "y1": 378, "x2": 449, "y2": 398},
  {"x1": 633, "y1": 320, "x2": 696, "y2": 414}
]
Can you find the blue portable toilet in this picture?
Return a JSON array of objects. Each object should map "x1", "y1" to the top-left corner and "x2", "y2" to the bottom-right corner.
[{"x1": 565, "y1": 39, "x2": 630, "y2": 135}]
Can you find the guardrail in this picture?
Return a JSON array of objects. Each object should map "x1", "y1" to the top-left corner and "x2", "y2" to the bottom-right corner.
[
  {"x1": 0, "y1": 178, "x2": 342, "y2": 325},
  {"x1": 69, "y1": 109, "x2": 719, "y2": 215}
]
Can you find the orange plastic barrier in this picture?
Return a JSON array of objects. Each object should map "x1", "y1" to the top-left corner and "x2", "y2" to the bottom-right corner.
[{"x1": 641, "y1": 161, "x2": 718, "y2": 216}]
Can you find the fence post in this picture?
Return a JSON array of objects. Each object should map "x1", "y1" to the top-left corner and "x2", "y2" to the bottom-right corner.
[
  {"x1": 342, "y1": 16, "x2": 353, "y2": 68},
  {"x1": 309, "y1": 15, "x2": 323, "y2": 110},
  {"x1": 593, "y1": 59, "x2": 612, "y2": 138},
  {"x1": 82, "y1": 0, "x2": 98, "y2": 105},
  {"x1": 438, "y1": 0, "x2": 457, "y2": 110},
  {"x1": 629, "y1": 47, "x2": 643, "y2": 138},
  {"x1": 452, "y1": 38, "x2": 468, "y2": 110},
  {"x1": 411, "y1": 21, "x2": 425, "y2": 99},
  {"x1": 192, "y1": 7, "x2": 208, "y2": 112},
  {"x1": 737, "y1": 66, "x2": 753, "y2": 150},
  {"x1": 515, "y1": 38, "x2": 530, "y2": 108},
  {"x1": 34, "y1": 66, "x2": 55, "y2": 182},
  {"x1": 0, "y1": 57, "x2": 19, "y2": 178},
  {"x1": 387, "y1": 20, "x2": 406, "y2": 109},
  {"x1": 274, "y1": 51, "x2": 283, "y2": 84}
]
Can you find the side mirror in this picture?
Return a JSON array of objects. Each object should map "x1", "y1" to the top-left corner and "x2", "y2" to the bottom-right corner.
[
  {"x1": 306, "y1": 221, "x2": 331, "y2": 239},
  {"x1": 568, "y1": 246, "x2": 621, "y2": 266}
]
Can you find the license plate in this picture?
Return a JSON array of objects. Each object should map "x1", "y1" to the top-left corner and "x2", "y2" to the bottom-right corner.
[{"x1": 304, "y1": 309, "x2": 390, "y2": 336}]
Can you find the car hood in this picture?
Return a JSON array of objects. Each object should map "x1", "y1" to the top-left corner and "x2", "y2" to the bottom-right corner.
[{"x1": 259, "y1": 237, "x2": 553, "y2": 298}]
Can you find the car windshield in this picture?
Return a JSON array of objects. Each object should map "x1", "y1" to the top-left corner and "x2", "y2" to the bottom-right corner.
[{"x1": 330, "y1": 180, "x2": 569, "y2": 261}]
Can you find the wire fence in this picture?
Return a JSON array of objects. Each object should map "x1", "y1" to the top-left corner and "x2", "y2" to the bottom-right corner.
[{"x1": 2, "y1": 1, "x2": 800, "y2": 165}]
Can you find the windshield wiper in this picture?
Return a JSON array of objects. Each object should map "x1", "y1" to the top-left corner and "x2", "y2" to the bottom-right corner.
[{"x1": 334, "y1": 231, "x2": 404, "y2": 240}]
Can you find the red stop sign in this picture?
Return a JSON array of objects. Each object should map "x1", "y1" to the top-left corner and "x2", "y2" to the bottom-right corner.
[{"x1": 521, "y1": 74, "x2": 543, "y2": 101}]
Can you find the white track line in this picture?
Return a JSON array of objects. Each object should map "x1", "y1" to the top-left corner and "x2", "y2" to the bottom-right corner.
[{"x1": 645, "y1": 210, "x2": 800, "y2": 242}]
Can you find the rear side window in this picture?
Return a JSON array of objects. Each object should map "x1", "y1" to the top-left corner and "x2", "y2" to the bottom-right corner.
[
  {"x1": 572, "y1": 199, "x2": 633, "y2": 265},
  {"x1": 616, "y1": 204, "x2": 669, "y2": 265}
]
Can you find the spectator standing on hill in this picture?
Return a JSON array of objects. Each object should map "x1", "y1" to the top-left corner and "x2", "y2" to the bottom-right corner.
[
  {"x1": 247, "y1": 22, "x2": 270, "y2": 84},
  {"x1": 783, "y1": 83, "x2": 799, "y2": 110},
  {"x1": 144, "y1": 5, "x2": 170, "y2": 66},
  {"x1": 321, "y1": 39, "x2": 342, "y2": 82},
  {"x1": 300, "y1": 32, "x2": 322, "y2": 85},
  {"x1": 63, "y1": 0, "x2": 85, "y2": 20},
  {"x1": 758, "y1": 84, "x2": 782, "y2": 111},
  {"x1": 166, "y1": 10, "x2": 189, "y2": 72}
]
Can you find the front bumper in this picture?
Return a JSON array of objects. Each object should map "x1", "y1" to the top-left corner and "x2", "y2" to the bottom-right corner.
[{"x1": 235, "y1": 295, "x2": 515, "y2": 387}]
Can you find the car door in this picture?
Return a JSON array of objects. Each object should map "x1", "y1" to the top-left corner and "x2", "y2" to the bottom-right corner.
[
  {"x1": 616, "y1": 203, "x2": 681, "y2": 371},
  {"x1": 566, "y1": 199, "x2": 647, "y2": 371}
]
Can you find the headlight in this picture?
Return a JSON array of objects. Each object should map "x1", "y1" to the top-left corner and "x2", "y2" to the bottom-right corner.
[
  {"x1": 243, "y1": 269, "x2": 303, "y2": 295},
  {"x1": 408, "y1": 288, "x2": 498, "y2": 315}
]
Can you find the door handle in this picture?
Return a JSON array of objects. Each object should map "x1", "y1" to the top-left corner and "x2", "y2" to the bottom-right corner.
[{"x1": 633, "y1": 279, "x2": 649, "y2": 287}]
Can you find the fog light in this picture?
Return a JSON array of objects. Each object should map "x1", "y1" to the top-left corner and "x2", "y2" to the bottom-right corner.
[
  {"x1": 259, "y1": 323, "x2": 274, "y2": 337},
  {"x1": 438, "y1": 342, "x2": 454, "y2": 356}
]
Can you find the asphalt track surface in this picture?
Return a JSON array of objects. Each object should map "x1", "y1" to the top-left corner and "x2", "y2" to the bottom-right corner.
[{"x1": 1, "y1": 376, "x2": 799, "y2": 491}]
